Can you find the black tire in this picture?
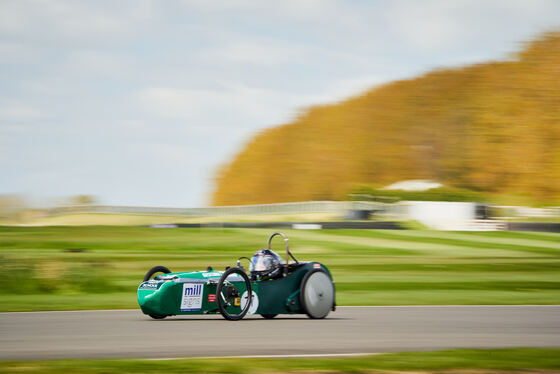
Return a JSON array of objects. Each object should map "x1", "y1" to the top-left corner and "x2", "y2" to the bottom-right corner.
[
  {"x1": 300, "y1": 269, "x2": 335, "y2": 319},
  {"x1": 143, "y1": 266, "x2": 171, "y2": 282},
  {"x1": 260, "y1": 314, "x2": 277, "y2": 319},
  {"x1": 148, "y1": 314, "x2": 167, "y2": 319},
  {"x1": 216, "y1": 267, "x2": 252, "y2": 321}
]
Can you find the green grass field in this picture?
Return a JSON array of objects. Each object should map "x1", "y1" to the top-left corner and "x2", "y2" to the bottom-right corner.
[
  {"x1": 1, "y1": 226, "x2": 559, "y2": 311},
  {"x1": 1, "y1": 348, "x2": 559, "y2": 373}
]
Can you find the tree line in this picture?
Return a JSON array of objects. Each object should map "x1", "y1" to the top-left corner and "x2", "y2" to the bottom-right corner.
[{"x1": 212, "y1": 32, "x2": 560, "y2": 206}]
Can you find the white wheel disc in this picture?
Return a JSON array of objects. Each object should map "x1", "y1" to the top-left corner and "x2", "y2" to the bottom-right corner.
[
  {"x1": 302, "y1": 271, "x2": 334, "y2": 318},
  {"x1": 241, "y1": 290, "x2": 259, "y2": 314}
]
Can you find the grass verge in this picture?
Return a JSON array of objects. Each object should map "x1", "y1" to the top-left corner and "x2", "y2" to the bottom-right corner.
[
  {"x1": 1, "y1": 226, "x2": 559, "y2": 311},
  {"x1": 1, "y1": 348, "x2": 559, "y2": 373}
]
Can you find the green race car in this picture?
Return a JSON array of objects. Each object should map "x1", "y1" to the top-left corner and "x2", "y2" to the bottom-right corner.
[{"x1": 138, "y1": 232, "x2": 336, "y2": 321}]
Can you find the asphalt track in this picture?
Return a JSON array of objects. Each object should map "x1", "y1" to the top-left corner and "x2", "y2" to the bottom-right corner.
[{"x1": 1, "y1": 306, "x2": 559, "y2": 361}]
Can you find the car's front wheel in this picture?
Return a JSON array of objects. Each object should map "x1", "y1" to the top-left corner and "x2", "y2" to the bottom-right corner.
[
  {"x1": 143, "y1": 266, "x2": 171, "y2": 281},
  {"x1": 148, "y1": 314, "x2": 167, "y2": 319},
  {"x1": 216, "y1": 267, "x2": 252, "y2": 321}
]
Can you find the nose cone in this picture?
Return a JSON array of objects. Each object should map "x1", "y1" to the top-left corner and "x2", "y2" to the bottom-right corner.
[{"x1": 138, "y1": 283, "x2": 168, "y2": 316}]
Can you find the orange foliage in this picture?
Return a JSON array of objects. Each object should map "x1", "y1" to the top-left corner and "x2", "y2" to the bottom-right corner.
[{"x1": 212, "y1": 32, "x2": 560, "y2": 206}]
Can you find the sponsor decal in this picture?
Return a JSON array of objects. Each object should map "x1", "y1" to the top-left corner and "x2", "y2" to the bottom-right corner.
[
  {"x1": 202, "y1": 272, "x2": 223, "y2": 278},
  {"x1": 139, "y1": 281, "x2": 163, "y2": 290},
  {"x1": 207, "y1": 294, "x2": 216, "y2": 303},
  {"x1": 240, "y1": 290, "x2": 259, "y2": 314},
  {"x1": 313, "y1": 263, "x2": 321, "y2": 269},
  {"x1": 176, "y1": 278, "x2": 207, "y2": 284},
  {"x1": 234, "y1": 297, "x2": 241, "y2": 306},
  {"x1": 180, "y1": 283, "x2": 203, "y2": 312},
  {"x1": 202, "y1": 271, "x2": 243, "y2": 281}
]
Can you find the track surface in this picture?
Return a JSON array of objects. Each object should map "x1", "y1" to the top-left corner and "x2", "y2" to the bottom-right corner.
[{"x1": 1, "y1": 306, "x2": 559, "y2": 361}]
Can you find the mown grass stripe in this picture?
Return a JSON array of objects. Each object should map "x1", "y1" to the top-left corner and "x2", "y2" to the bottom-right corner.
[
  {"x1": 323, "y1": 229, "x2": 560, "y2": 256},
  {"x1": 377, "y1": 229, "x2": 560, "y2": 249},
  {"x1": 336, "y1": 280, "x2": 560, "y2": 291}
]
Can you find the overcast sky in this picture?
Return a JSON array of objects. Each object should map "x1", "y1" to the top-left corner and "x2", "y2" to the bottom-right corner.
[{"x1": 1, "y1": 0, "x2": 559, "y2": 207}]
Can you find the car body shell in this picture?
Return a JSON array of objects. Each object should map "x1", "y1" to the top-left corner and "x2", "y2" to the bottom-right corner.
[{"x1": 138, "y1": 262, "x2": 335, "y2": 317}]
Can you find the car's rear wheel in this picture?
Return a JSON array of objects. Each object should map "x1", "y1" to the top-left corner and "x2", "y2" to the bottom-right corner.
[
  {"x1": 143, "y1": 266, "x2": 171, "y2": 281},
  {"x1": 216, "y1": 267, "x2": 252, "y2": 321},
  {"x1": 300, "y1": 269, "x2": 335, "y2": 319}
]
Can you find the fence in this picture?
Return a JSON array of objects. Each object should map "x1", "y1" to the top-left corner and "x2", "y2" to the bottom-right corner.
[
  {"x1": 45, "y1": 201, "x2": 560, "y2": 222},
  {"x1": 46, "y1": 201, "x2": 385, "y2": 218}
]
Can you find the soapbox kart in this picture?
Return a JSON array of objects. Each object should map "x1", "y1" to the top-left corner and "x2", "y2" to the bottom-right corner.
[{"x1": 138, "y1": 232, "x2": 336, "y2": 320}]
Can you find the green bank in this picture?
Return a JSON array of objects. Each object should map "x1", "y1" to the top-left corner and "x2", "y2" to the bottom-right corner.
[
  {"x1": 1, "y1": 348, "x2": 559, "y2": 373},
  {"x1": 1, "y1": 226, "x2": 559, "y2": 311}
]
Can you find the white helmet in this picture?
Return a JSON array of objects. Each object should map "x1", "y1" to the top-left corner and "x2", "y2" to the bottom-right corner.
[{"x1": 250, "y1": 249, "x2": 283, "y2": 279}]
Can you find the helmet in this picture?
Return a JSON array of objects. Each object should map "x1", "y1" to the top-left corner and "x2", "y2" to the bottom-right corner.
[{"x1": 250, "y1": 249, "x2": 283, "y2": 279}]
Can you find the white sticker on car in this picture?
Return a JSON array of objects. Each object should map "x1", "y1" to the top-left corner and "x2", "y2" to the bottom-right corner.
[
  {"x1": 202, "y1": 272, "x2": 223, "y2": 278},
  {"x1": 180, "y1": 283, "x2": 203, "y2": 312},
  {"x1": 138, "y1": 281, "x2": 163, "y2": 290},
  {"x1": 241, "y1": 290, "x2": 259, "y2": 314}
]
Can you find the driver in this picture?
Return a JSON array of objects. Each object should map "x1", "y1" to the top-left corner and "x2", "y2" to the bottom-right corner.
[{"x1": 249, "y1": 249, "x2": 283, "y2": 280}]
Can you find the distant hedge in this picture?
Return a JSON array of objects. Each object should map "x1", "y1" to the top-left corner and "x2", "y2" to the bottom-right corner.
[{"x1": 348, "y1": 186, "x2": 486, "y2": 203}]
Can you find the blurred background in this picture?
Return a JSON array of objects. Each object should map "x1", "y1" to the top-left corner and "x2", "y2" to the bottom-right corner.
[
  {"x1": 1, "y1": 2, "x2": 560, "y2": 371},
  {"x1": 1, "y1": 0, "x2": 559, "y2": 308},
  {"x1": 1, "y1": 1, "x2": 560, "y2": 213}
]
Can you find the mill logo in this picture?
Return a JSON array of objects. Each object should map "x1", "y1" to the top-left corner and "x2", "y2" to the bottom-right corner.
[
  {"x1": 180, "y1": 283, "x2": 204, "y2": 312},
  {"x1": 184, "y1": 284, "x2": 202, "y2": 296}
]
